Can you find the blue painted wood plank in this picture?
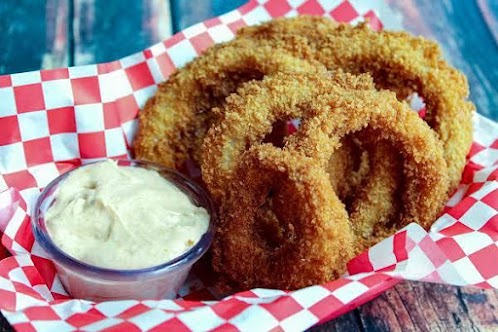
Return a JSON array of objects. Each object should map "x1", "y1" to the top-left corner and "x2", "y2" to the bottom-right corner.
[
  {"x1": 170, "y1": 0, "x2": 246, "y2": 32},
  {"x1": 72, "y1": 0, "x2": 172, "y2": 65},
  {"x1": 477, "y1": 0, "x2": 498, "y2": 45},
  {"x1": 0, "y1": 1, "x2": 46, "y2": 74},
  {"x1": 0, "y1": 0, "x2": 69, "y2": 74}
]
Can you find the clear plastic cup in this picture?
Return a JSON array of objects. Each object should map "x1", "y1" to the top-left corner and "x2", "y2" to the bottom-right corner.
[{"x1": 32, "y1": 159, "x2": 215, "y2": 301}]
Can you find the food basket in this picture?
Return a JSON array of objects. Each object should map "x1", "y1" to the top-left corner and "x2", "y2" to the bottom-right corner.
[{"x1": 0, "y1": 0, "x2": 497, "y2": 331}]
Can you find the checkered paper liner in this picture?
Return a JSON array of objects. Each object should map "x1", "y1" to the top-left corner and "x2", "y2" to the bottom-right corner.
[{"x1": 0, "y1": 0, "x2": 497, "y2": 330}]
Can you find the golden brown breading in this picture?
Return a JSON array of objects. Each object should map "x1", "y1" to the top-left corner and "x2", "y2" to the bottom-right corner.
[
  {"x1": 201, "y1": 70, "x2": 374, "y2": 203},
  {"x1": 133, "y1": 17, "x2": 474, "y2": 290},
  {"x1": 134, "y1": 39, "x2": 320, "y2": 168},
  {"x1": 327, "y1": 136, "x2": 370, "y2": 202},
  {"x1": 347, "y1": 138, "x2": 402, "y2": 243},
  {"x1": 237, "y1": 16, "x2": 474, "y2": 191},
  {"x1": 285, "y1": 75, "x2": 449, "y2": 231},
  {"x1": 212, "y1": 144, "x2": 354, "y2": 290},
  {"x1": 203, "y1": 71, "x2": 449, "y2": 236}
]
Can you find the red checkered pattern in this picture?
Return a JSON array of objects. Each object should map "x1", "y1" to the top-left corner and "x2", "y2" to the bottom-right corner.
[{"x1": 0, "y1": 0, "x2": 497, "y2": 331}]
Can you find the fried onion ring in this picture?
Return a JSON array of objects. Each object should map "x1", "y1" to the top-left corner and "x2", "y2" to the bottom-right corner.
[
  {"x1": 202, "y1": 70, "x2": 374, "y2": 202},
  {"x1": 211, "y1": 144, "x2": 354, "y2": 290},
  {"x1": 134, "y1": 39, "x2": 322, "y2": 168},
  {"x1": 202, "y1": 72, "x2": 449, "y2": 235},
  {"x1": 237, "y1": 16, "x2": 474, "y2": 191}
]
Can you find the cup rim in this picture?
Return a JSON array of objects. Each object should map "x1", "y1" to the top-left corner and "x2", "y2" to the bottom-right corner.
[{"x1": 31, "y1": 159, "x2": 216, "y2": 277}]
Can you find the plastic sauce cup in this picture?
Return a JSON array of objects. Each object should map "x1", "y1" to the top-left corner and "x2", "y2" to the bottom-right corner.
[{"x1": 32, "y1": 159, "x2": 215, "y2": 301}]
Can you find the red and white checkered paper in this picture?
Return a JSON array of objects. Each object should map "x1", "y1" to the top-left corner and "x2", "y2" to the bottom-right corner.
[{"x1": 0, "y1": 0, "x2": 497, "y2": 331}]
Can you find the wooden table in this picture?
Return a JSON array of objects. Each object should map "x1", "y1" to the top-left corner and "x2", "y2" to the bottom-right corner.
[{"x1": 1, "y1": 1, "x2": 497, "y2": 331}]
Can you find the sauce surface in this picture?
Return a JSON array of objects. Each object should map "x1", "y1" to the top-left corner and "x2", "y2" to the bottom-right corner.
[{"x1": 45, "y1": 160, "x2": 210, "y2": 269}]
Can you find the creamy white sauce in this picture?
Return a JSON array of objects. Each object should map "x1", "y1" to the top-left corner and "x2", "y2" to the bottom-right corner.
[{"x1": 45, "y1": 160, "x2": 210, "y2": 270}]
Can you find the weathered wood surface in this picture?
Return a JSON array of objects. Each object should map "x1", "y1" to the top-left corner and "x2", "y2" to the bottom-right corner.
[
  {"x1": 0, "y1": 0, "x2": 68, "y2": 74},
  {"x1": 313, "y1": 282, "x2": 498, "y2": 331},
  {"x1": 72, "y1": 0, "x2": 171, "y2": 65},
  {"x1": 0, "y1": 1, "x2": 498, "y2": 331},
  {"x1": 170, "y1": 0, "x2": 246, "y2": 32}
]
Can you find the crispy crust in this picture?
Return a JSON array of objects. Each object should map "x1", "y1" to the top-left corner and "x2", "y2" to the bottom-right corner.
[
  {"x1": 133, "y1": 17, "x2": 472, "y2": 289},
  {"x1": 327, "y1": 136, "x2": 370, "y2": 201},
  {"x1": 285, "y1": 74, "x2": 449, "y2": 232},
  {"x1": 212, "y1": 144, "x2": 354, "y2": 290},
  {"x1": 202, "y1": 70, "x2": 375, "y2": 202},
  {"x1": 203, "y1": 71, "x2": 449, "y2": 237},
  {"x1": 347, "y1": 137, "x2": 402, "y2": 241},
  {"x1": 237, "y1": 16, "x2": 474, "y2": 191},
  {"x1": 134, "y1": 39, "x2": 322, "y2": 168}
]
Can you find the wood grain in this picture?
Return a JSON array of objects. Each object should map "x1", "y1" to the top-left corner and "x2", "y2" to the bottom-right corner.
[
  {"x1": 43, "y1": 0, "x2": 70, "y2": 69},
  {"x1": 170, "y1": 0, "x2": 246, "y2": 32},
  {"x1": 459, "y1": 287, "x2": 498, "y2": 330},
  {"x1": 308, "y1": 308, "x2": 365, "y2": 332},
  {"x1": 0, "y1": 0, "x2": 68, "y2": 74},
  {"x1": 313, "y1": 310, "x2": 364, "y2": 332},
  {"x1": 314, "y1": 282, "x2": 498, "y2": 332},
  {"x1": 477, "y1": 0, "x2": 498, "y2": 48},
  {"x1": 359, "y1": 282, "x2": 479, "y2": 332},
  {"x1": 72, "y1": 0, "x2": 171, "y2": 65}
]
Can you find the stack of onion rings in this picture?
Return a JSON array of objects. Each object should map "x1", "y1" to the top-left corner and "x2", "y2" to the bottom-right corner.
[
  {"x1": 136, "y1": 17, "x2": 473, "y2": 239},
  {"x1": 134, "y1": 16, "x2": 474, "y2": 290},
  {"x1": 201, "y1": 70, "x2": 375, "y2": 202},
  {"x1": 234, "y1": 16, "x2": 473, "y2": 239},
  {"x1": 207, "y1": 71, "x2": 449, "y2": 289}
]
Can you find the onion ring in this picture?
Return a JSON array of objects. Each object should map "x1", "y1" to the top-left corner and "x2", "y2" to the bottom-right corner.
[
  {"x1": 211, "y1": 143, "x2": 354, "y2": 290},
  {"x1": 202, "y1": 70, "x2": 374, "y2": 202},
  {"x1": 237, "y1": 16, "x2": 474, "y2": 191},
  {"x1": 202, "y1": 71, "x2": 449, "y2": 234},
  {"x1": 134, "y1": 39, "x2": 322, "y2": 168}
]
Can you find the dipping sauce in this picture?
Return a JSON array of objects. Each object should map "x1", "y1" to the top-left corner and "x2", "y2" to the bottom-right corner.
[{"x1": 45, "y1": 160, "x2": 210, "y2": 270}]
